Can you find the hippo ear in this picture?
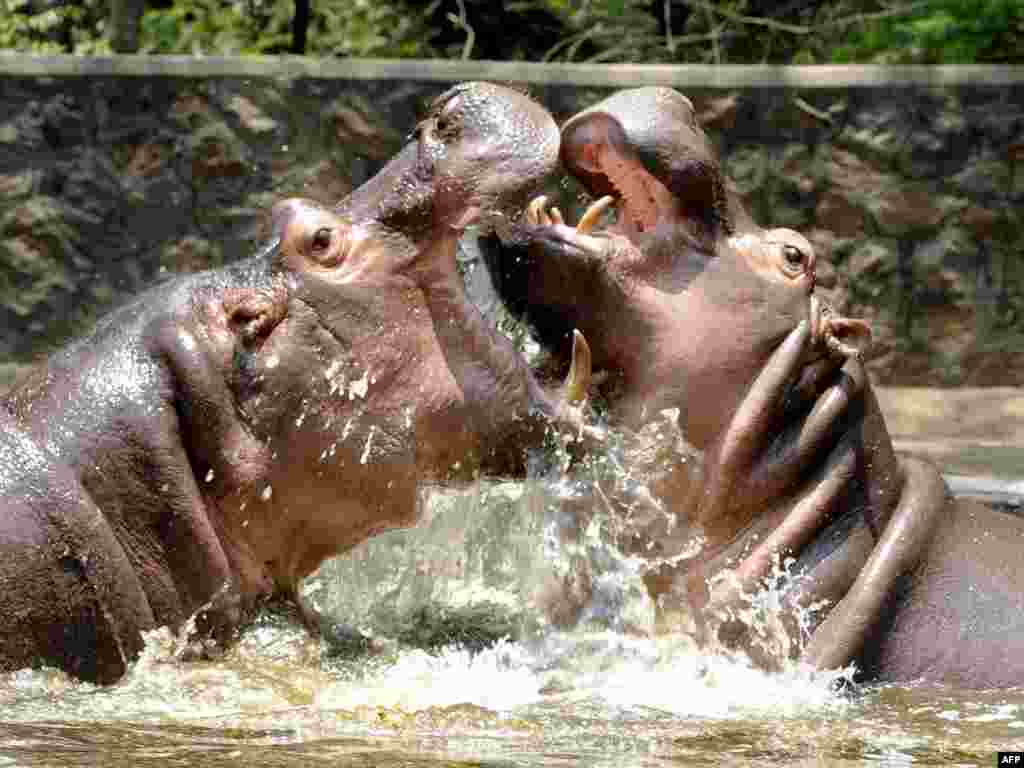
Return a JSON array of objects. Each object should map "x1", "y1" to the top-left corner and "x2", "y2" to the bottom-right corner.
[
  {"x1": 223, "y1": 286, "x2": 288, "y2": 346},
  {"x1": 270, "y1": 198, "x2": 302, "y2": 239}
]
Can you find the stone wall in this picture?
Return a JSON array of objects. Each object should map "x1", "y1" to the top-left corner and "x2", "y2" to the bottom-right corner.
[{"x1": 1, "y1": 59, "x2": 1022, "y2": 385}]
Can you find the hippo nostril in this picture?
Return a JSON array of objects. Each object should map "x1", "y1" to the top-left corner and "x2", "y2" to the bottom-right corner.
[{"x1": 312, "y1": 228, "x2": 332, "y2": 252}]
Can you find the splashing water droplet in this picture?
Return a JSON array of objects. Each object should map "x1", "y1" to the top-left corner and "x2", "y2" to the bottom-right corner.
[
  {"x1": 325, "y1": 359, "x2": 343, "y2": 381},
  {"x1": 349, "y1": 370, "x2": 370, "y2": 400},
  {"x1": 360, "y1": 426, "x2": 376, "y2": 465}
]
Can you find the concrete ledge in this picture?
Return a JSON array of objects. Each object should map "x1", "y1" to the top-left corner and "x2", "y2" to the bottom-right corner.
[
  {"x1": 877, "y1": 387, "x2": 1024, "y2": 444},
  {"x1": 0, "y1": 55, "x2": 1022, "y2": 87},
  {"x1": 945, "y1": 474, "x2": 1024, "y2": 509}
]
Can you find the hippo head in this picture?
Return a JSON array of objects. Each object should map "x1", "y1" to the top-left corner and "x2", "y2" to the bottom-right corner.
[
  {"x1": 167, "y1": 83, "x2": 562, "y2": 592},
  {"x1": 484, "y1": 86, "x2": 857, "y2": 449}
]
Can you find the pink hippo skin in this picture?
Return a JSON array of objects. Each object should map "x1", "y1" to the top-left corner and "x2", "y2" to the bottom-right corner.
[
  {"x1": 0, "y1": 82, "x2": 589, "y2": 684},
  {"x1": 482, "y1": 87, "x2": 1024, "y2": 688}
]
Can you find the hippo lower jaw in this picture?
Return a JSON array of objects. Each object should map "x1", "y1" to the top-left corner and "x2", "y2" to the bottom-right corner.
[{"x1": 680, "y1": 304, "x2": 957, "y2": 677}]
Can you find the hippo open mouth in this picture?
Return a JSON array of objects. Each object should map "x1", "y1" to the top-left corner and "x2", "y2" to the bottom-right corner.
[
  {"x1": 556, "y1": 87, "x2": 873, "y2": 396},
  {"x1": 560, "y1": 119, "x2": 666, "y2": 240},
  {"x1": 560, "y1": 88, "x2": 728, "y2": 247}
]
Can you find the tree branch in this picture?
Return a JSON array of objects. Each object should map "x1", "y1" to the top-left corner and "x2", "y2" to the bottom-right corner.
[
  {"x1": 703, "y1": 2, "x2": 722, "y2": 65},
  {"x1": 819, "y1": 2, "x2": 931, "y2": 30},
  {"x1": 446, "y1": 0, "x2": 475, "y2": 61},
  {"x1": 681, "y1": 0, "x2": 810, "y2": 34},
  {"x1": 679, "y1": 0, "x2": 929, "y2": 36},
  {"x1": 291, "y1": 0, "x2": 310, "y2": 55}
]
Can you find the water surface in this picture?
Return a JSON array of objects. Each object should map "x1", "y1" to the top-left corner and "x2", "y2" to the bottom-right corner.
[{"x1": 2, "y1": 481, "x2": 1021, "y2": 767}]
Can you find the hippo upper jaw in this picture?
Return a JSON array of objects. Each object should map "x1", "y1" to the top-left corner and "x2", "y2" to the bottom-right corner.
[
  {"x1": 336, "y1": 82, "x2": 560, "y2": 273},
  {"x1": 560, "y1": 87, "x2": 729, "y2": 249}
]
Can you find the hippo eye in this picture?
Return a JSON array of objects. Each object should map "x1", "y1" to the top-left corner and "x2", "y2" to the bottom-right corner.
[
  {"x1": 782, "y1": 244, "x2": 806, "y2": 271},
  {"x1": 434, "y1": 95, "x2": 462, "y2": 135}
]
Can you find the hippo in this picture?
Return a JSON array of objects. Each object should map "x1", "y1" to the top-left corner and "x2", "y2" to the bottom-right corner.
[
  {"x1": 482, "y1": 87, "x2": 1024, "y2": 688},
  {"x1": 0, "y1": 82, "x2": 586, "y2": 684}
]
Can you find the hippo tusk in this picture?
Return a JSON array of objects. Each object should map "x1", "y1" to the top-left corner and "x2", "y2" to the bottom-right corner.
[
  {"x1": 565, "y1": 328, "x2": 592, "y2": 405},
  {"x1": 576, "y1": 195, "x2": 616, "y2": 234},
  {"x1": 527, "y1": 195, "x2": 551, "y2": 226},
  {"x1": 528, "y1": 194, "x2": 615, "y2": 235}
]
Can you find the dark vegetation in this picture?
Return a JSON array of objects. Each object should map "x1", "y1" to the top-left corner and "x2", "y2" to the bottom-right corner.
[{"x1": 1, "y1": 0, "x2": 1022, "y2": 64}]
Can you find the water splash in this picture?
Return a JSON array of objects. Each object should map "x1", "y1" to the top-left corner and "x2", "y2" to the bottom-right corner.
[
  {"x1": 0, "y1": 418, "x2": 858, "y2": 736},
  {"x1": 316, "y1": 640, "x2": 542, "y2": 712},
  {"x1": 304, "y1": 469, "x2": 854, "y2": 718}
]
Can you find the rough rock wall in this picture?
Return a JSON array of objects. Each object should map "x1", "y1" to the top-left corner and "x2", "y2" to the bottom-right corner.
[
  {"x1": 1, "y1": 73, "x2": 1021, "y2": 385},
  {"x1": 686, "y1": 85, "x2": 1024, "y2": 386}
]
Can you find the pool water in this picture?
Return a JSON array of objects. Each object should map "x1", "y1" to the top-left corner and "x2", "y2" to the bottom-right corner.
[{"x1": 2, "y1": 480, "x2": 1022, "y2": 767}]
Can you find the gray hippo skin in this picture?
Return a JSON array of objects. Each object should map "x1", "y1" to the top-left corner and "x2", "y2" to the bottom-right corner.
[
  {"x1": 483, "y1": 87, "x2": 1024, "y2": 688},
  {"x1": 0, "y1": 82, "x2": 565, "y2": 684}
]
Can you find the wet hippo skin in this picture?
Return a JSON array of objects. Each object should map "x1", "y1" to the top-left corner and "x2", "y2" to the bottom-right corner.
[
  {"x1": 482, "y1": 87, "x2": 1024, "y2": 688},
  {"x1": 0, "y1": 82, "x2": 572, "y2": 684}
]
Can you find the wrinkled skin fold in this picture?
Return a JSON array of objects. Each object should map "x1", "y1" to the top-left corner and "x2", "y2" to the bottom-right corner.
[
  {"x1": 483, "y1": 86, "x2": 1024, "y2": 688},
  {"x1": 0, "y1": 82, "x2": 574, "y2": 684}
]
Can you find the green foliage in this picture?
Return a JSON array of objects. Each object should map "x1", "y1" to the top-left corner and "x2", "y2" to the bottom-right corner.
[
  {"x1": 140, "y1": 0, "x2": 258, "y2": 54},
  {"x1": 537, "y1": 0, "x2": 661, "y2": 63},
  {"x1": 0, "y1": 0, "x2": 1022, "y2": 64},
  {"x1": 312, "y1": 1, "x2": 434, "y2": 58},
  {"x1": 604, "y1": 0, "x2": 626, "y2": 16},
  {"x1": 136, "y1": 0, "x2": 436, "y2": 57},
  {"x1": 0, "y1": 0, "x2": 108, "y2": 53},
  {"x1": 830, "y1": 0, "x2": 1024, "y2": 64},
  {"x1": 0, "y1": 0, "x2": 61, "y2": 53}
]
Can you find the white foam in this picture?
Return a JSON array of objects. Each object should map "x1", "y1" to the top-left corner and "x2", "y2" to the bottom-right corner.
[{"x1": 315, "y1": 640, "x2": 542, "y2": 713}]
